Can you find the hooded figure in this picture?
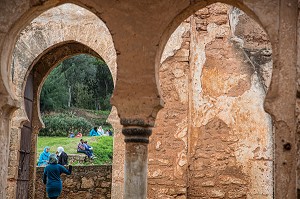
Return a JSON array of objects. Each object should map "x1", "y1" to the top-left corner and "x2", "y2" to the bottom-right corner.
[
  {"x1": 38, "y1": 146, "x2": 50, "y2": 166},
  {"x1": 57, "y1": 147, "x2": 68, "y2": 166},
  {"x1": 43, "y1": 154, "x2": 72, "y2": 199},
  {"x1": 89, "y1": 127, "x2": 98, "y2": 136}
]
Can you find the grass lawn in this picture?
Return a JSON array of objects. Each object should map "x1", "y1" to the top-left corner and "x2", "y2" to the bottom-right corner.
[{"x1": 37, "y1": 136, "x2": 113, "y2": 165}]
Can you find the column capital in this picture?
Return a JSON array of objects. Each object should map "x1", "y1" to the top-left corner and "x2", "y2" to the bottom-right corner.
[
  {"x1": 120, "y1": 118, "x2": 153, "y2": 127},
  {"x1": 122, "y1": 126, "x2": 152, "y2": 143},
  {"x1": 0, "y1": 94, "x2": 19, "y2": 118}
]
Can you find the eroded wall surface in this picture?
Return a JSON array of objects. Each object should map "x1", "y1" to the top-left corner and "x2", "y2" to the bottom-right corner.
[
  {"x1": 148, "y1": 19, "x2": 190, "y2": 198},
  {"x1": 148, "y1": 4, "x2": 273, "y2": 198}
]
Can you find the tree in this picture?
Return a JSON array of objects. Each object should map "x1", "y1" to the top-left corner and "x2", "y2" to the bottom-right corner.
[
  {"x1": 40, "y1": 67, "x2": 69, "y2": 112},
  {"x1": 40, "y1": 54, "x2": 114, "y2": 112}
]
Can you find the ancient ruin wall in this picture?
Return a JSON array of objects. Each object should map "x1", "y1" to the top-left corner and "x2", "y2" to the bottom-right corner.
[
  {"x1": 34, "y1": 165, "x2": 112, "y2": 199},
  {"x1": 148, "y1": 3, "x2": 273, "y2": 198},
  {"x1": 188, "y1": 4, "x2": 272, "y2": 198},
  {"x1": 297, "y1": 7, "x2": 300, "y2": 196},
  {"x1": 147, "y1": 19, "x2": 190, "y2": 198}
]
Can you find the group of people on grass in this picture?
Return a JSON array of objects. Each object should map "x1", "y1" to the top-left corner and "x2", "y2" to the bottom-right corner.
[
  {"x1": 68, "y1": 131, "x2": 82, "y2": 138},
  {"x1": 38, "y1": 139, "x2": 96, "y2": 199},
  {"x1": 38, "y1": 134, "x2": 100, "y2": 198},
  {"x1": 38, "y1": 146, "x2": 68, "y2": 166},
  {"x1": 68, "y1": 126, "x2": 113, "y2": 138},
  {"x1": 89, "y1": 126, "x2": 113, "y2": 136}
]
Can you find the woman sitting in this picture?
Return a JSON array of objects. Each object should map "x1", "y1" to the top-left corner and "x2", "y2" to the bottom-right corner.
[
  {"x1": 38, "y1": 146, "x2": 50, "y2": 166},
  {"x1": 89, "y1": 127, "x2": 99, "y2": 136},
  {"x1": 57, "y1": 147, "x2": 68, "y2": 166}
]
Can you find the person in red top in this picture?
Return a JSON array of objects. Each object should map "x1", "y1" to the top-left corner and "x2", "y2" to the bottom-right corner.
[{"x1": 75, "y1": 132, "x2": 82, "y2": 138}]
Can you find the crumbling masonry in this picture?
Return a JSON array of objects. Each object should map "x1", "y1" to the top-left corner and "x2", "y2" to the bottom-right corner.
[{"x1": 0, "y1": 0, "x2": 299, "y2": 199}]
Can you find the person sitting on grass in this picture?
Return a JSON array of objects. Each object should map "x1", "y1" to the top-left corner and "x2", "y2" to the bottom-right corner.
[
  {"x1": 83, "y1": 141, "x2": 96, "y2": 159},
  {"x1": 68, "y1": 132, "x2": 75, "y2": 138},
  {"x1": 97, "y1": 126, "x2": 104, "y2": 136},
  {"x1": 38, "y1": 146, "x2": 51, "y2": 166},
  {"x1": 89, "y1": 127, "x2": 99, "y2": 136},
  {"x1": 77, "y1": 139, "x2": 92, "y2": 159},
  {"x1": 57, "y1": 147, "x2": 68, "y2": 166},
  {"x1": 108, "y1": 129, "x2": 113, "y2": 136},
  {"x1": 75, "y1": 132, "x2": 82, "y2": 138}
]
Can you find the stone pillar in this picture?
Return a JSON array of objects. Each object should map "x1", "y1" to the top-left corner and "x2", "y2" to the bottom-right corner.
[
  {"x1": 0, "y1": 95, "x2": 18, "y2": 199},
  {"x1": 122, "y1": 123, "x2": 152, "y2": 199},
  {"x1": 109, "y1": 106, "x2": 124, "y2": 199},
  {"x1": 264, "y1": 1, "x2": 298, "y2": 198},
  {"x1": 28, "y1": 130, "x2": 38, "y2": 199}
]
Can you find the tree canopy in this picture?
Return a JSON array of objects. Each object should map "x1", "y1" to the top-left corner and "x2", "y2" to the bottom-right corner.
[{"x1": 40, "y1": 54, "x2": 114, "y2": 112}]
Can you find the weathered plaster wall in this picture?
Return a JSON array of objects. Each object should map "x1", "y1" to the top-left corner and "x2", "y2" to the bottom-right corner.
[
  {"x1": 148, "y1": 4, "x2": 273, "y2": 198},
  {"x1": 188, "y1": 4, "x2": 272, "y2": 198},
  {"x1": 108, "y1": 106, "x2": 124, "y2": 199},
  {"x1": 296, "y1": 4, "x2": 300, "y2": 196},
  {"x1": 148, "y1": 19, "x2": 191, "y2": 198},
  {"x1": 35, "y1": 165, "x2": 112, "y2": 199}
]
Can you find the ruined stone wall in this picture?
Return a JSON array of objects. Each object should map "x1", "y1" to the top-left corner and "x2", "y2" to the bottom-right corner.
[
  {"x1": 296, "y1": 5, "x2": 300, "y2": 196},
  {"x1": 108, "y1": 106, "x2": 124, "y2": 199},
  {"x1": 188, "y1": 4, "x2": 272, "y2": 198},
  {"x1": 34, "y1": 165, "x2": 112, "y2": 199},
  {"x1": 148, "y1": 3, "x2": 273, "y2": 198},
  {"x1": 148, "y1": 19, "x2": 190, "y2": 198}
]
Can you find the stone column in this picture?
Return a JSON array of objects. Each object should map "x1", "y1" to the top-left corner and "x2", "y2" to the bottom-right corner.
[
  {"x1": 264, "y1": 1, "x2": 298, "y2": 198},
  {"x1": 109, "y1": 106, "x2": 124, "y2": 199},
  {"x1": 27, "y1": 130, "x2": 38, "y2": 199},
  {"x1": 0, "y1": 94, "x2": 18, "y2": 199},
  {"x1": 122, "y1": 123, "x2": 152, "y2": 199}
]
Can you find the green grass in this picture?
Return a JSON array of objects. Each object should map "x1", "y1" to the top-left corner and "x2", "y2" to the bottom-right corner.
[{"x1": 37, "y1": 136, "x2": 113, "y2": 165}]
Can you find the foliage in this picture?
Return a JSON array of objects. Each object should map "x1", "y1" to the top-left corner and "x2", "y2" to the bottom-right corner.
[
  {"x1": 92, "y1": 136, "x2": 113, "y2": 164},
  {"x1": 40, "y1": 54, "x2": 114, "y2": 112},
  {"x1": 40, "y1": 67, "x2": 69, "y2": 112},
  {"x1": 39, "y1": 109, "x2": 113, "y2": 136},
  {"x1": 73, "y1": 83, "x2": 95, "y2": 109},
  {"x1": 37, "y1": 136, "x2": 113, "y2": 165},
  {"x1": 39, "y1": 113, "x2": 93, "y2": 136},
  {"x1": 86, "y1": 110, "x2": 111, "y2": 116}
]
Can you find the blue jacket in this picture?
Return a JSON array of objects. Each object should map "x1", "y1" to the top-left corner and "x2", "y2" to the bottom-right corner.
[
  {"x1": 43, "y1": 163, "x2": 71, "y2": 198},
  {"x1": 89, "y1": 129, "x2": 98, "y2": 136},
  {"x1": 38, "y1": 147, "x2": 50, "y2": 166}
]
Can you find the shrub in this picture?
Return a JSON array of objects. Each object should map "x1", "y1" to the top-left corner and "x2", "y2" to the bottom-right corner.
[
  {"x1": 40, "y1": 113, "x2": 93, "y2": 136},
  {"x1": 92, "y1": 136, "x2": 113, "y2": 164}
]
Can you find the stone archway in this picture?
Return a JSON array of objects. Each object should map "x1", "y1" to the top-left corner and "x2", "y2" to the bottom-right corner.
[
  {"x1": 6, "y1": 4, "x2": 121, "y2": 199},
  {"x1": 27, "y1": 41, "x2": 110, "y2": 199},
  {"x1": 0, "y1": 1, "x2": 298, "y2": 199}
]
